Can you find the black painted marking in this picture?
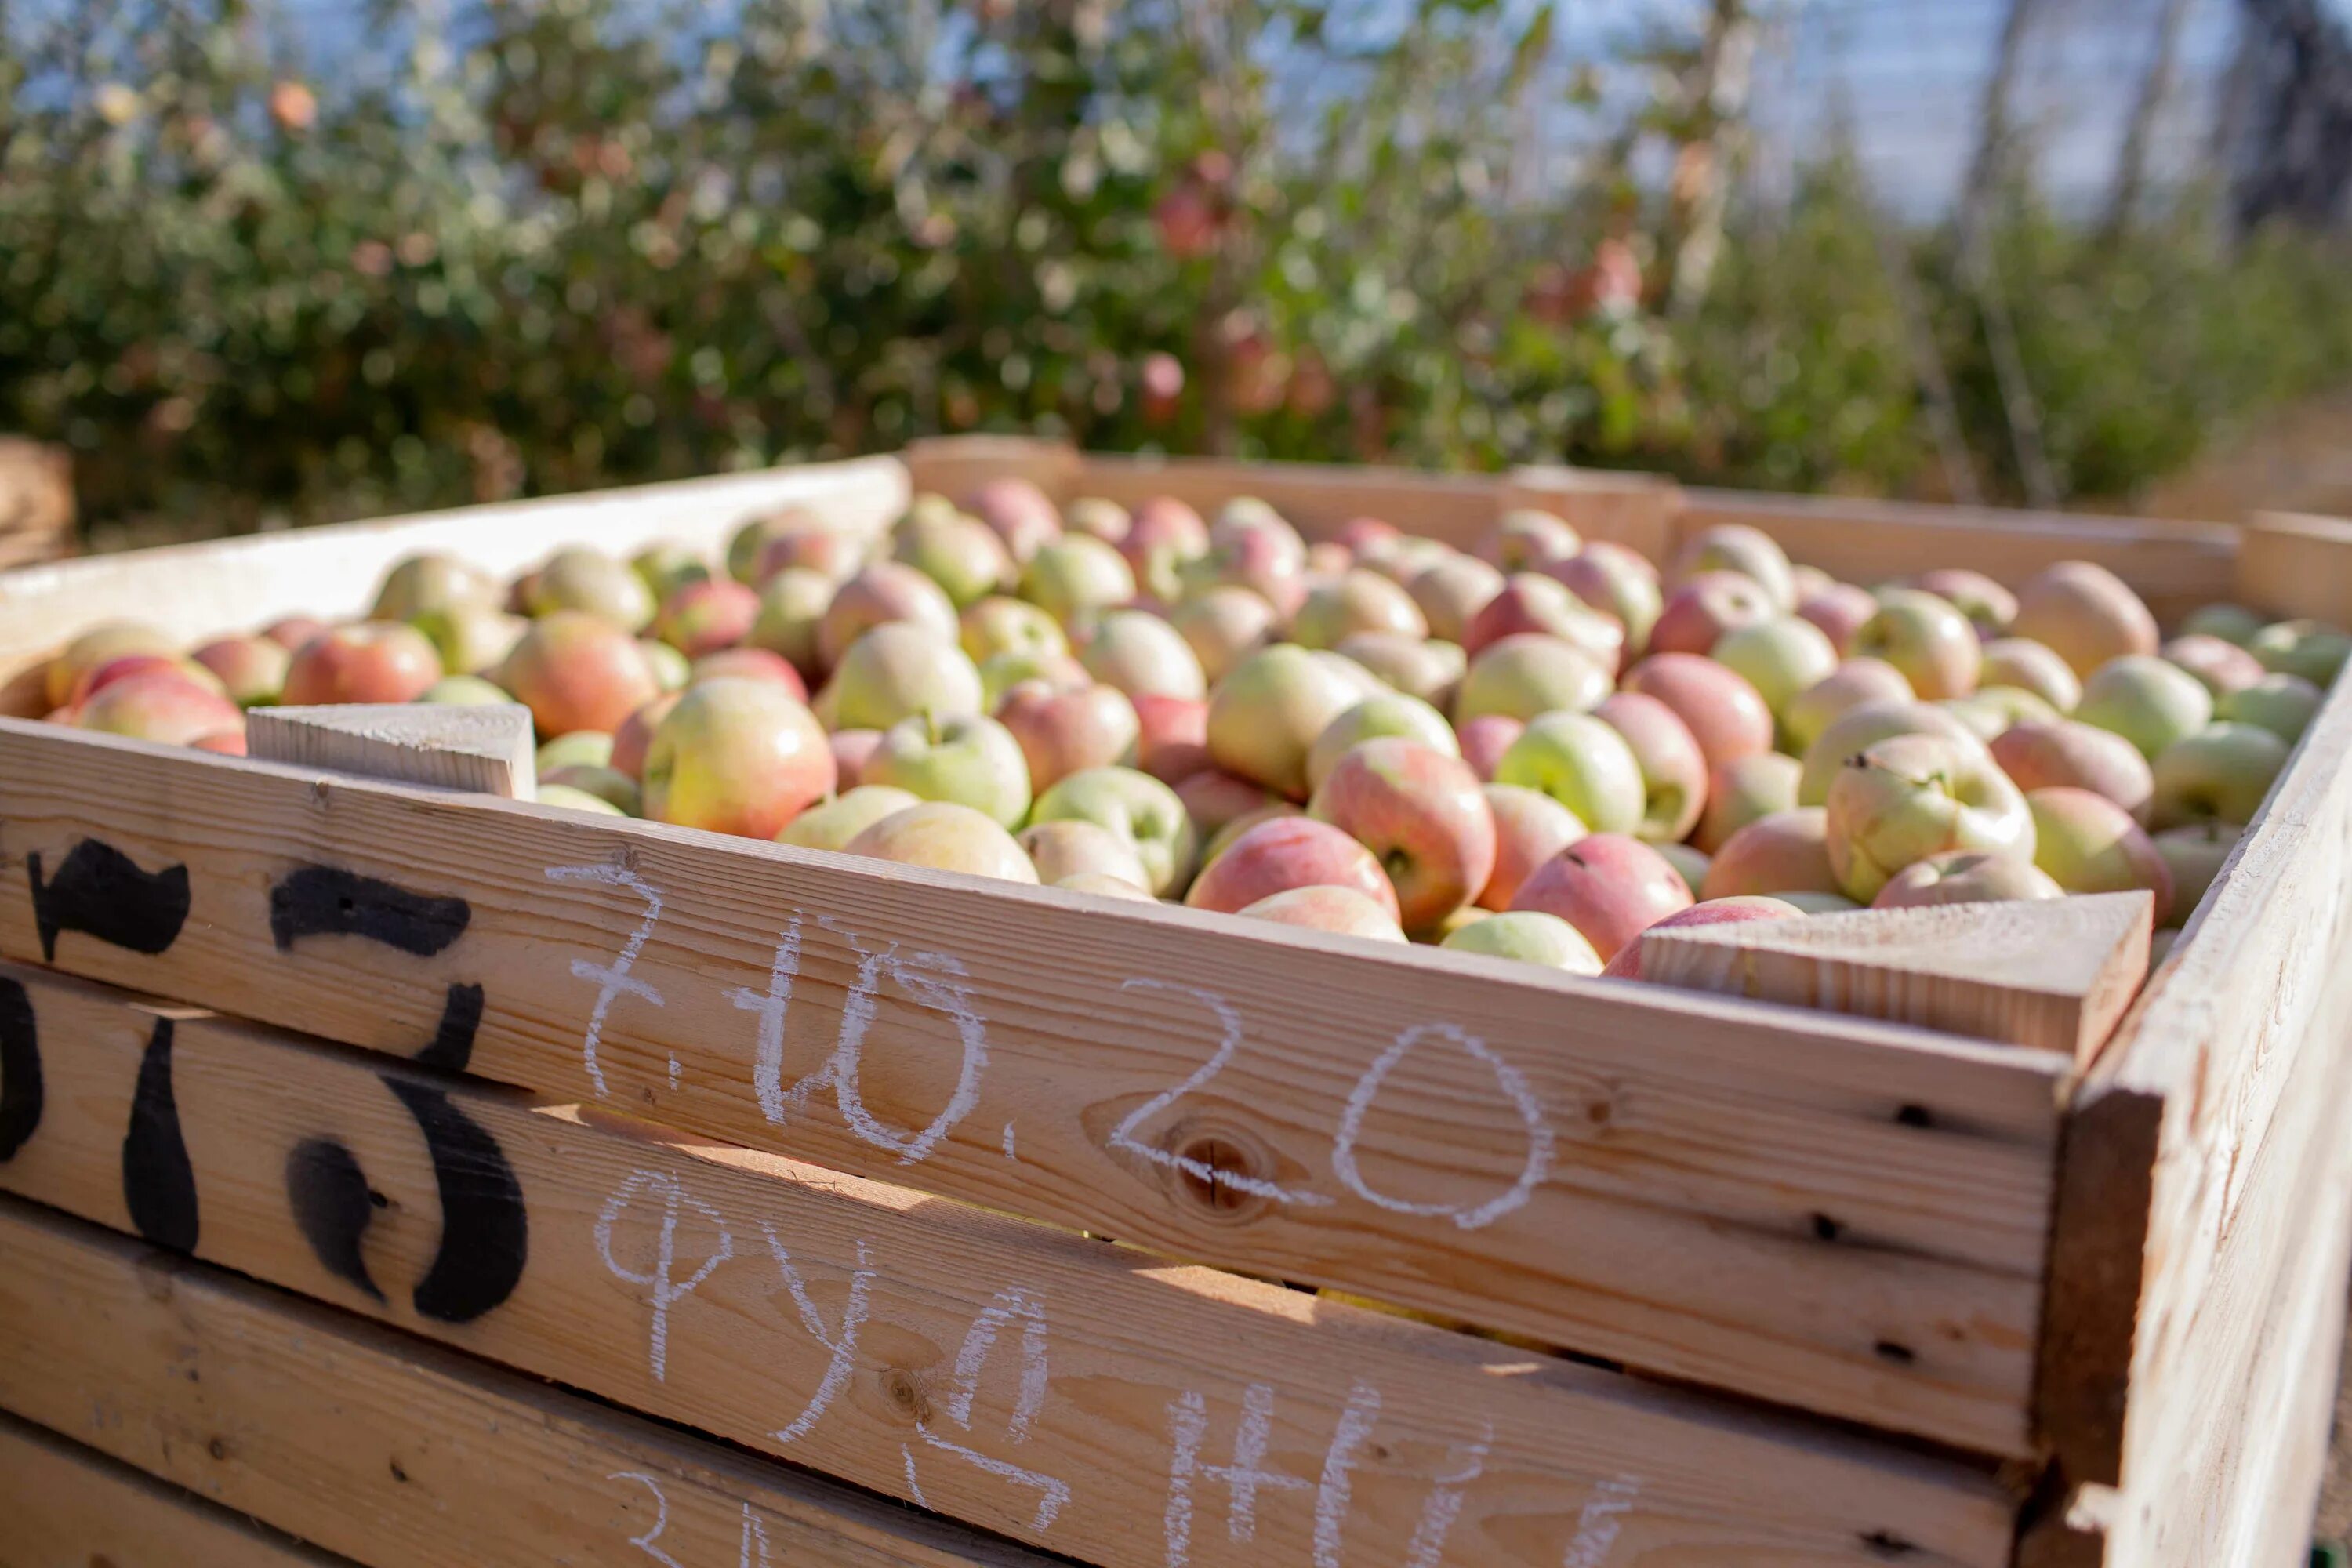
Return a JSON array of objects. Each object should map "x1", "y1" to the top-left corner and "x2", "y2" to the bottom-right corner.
[
  {"x1": 269, "y1": 867, "x2": 470, "y2": 956},
  {"x1": 285, "y1": 1137, "x2": 386, "y2": 1303},
  {"x1": 0, "y1": 977, "x2": 42, "y2": 1162},
  {"x1": 412, "y1": 982, "x2": 485, "y2": 1074},
  {"x1": 122, "y1": 1018, "x2": 198, "y2": 1251},
  {"x1": 27, "y1": 840, "x2": 192, "y2": 963},
  {"x1": 385, "y1": 1077, "x2": 526, "y2": 1323}
]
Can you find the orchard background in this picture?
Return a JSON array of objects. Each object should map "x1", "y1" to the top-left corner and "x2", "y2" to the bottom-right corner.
[{"x1": 5, "y1": 0, "x2": 2350, "y2": 546}]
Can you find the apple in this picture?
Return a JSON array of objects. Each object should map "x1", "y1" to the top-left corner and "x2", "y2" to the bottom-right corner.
[
  {"x1": 1021, "y1": 534, "x2": 1138, "y2": 628},
  {"x1": 418, "y1": 674, "x2": 512, "y2": 706},
  {"x1": 1120, "y1": 495, "x2": 1209, "y2": 602},
  {"x1": 775, "y1": 786, "x2": 922, "y2": 851},
  {"x1": 979, "y1": 648, "x2": 1091, "y2": 710},
  {"x1": 652, "y1": 578, "x2": 759, "y2": 659},
  {"x1": 1980, "y1": 637, "x2": 2082, "y2": 712},
  {"x1": 1408, "y1": 554, "x2": 1505, "y2": 644},
  {"x1": 1080, "y1": 608, "x2": 1207, "y2": 700},
  {"x1": 610, "y1": 693, "x2": 684, "y2": 780},
  {"x1": 2181, "y1": 603, "x2": 2267, "y2": 647},
  {"x1": 845, "y1": 800, "x2": 1040, "y2": 884},
  {"x1": 726, "y1": 504, "x2": 834, "y2": 583},
  {"x1": 46, "y1": 621, "x2": 180, "y2": 708},
  {"x1": 1030, "y1": 765, "x2": 1198, "y2": 895},
  {"x1": 862, "y1": 712, "x2": 1033, "y2": 827},
  {"x1": 1939, "y1": 686, "x2": 2052, "y2": 741},
  {"x1": 1018, "y1": 819, "x2": 1152, "y2": 888},
  {"x1": 818, "y1": 561, "x2": 960, "y2": 670},
  {"x1": 1649, "y1": 571, "x2": 1776, "y2": 659},
  {"x1": 1478, "y1": 783, "x2": 1586, "y2": 912},
  {"x1": 1797, "y1": 699, "x2": 1987, "y2": 806},
  {"x1": 1057, "y1": 870, "x2": 1158, "y2": 901},
  {"x1": 2149, "y1": 721, "x2": 2291, "y2": 829},
  {"x1": 967, "y1": 477, "x2": 1065, "y2": 564},
  {"x1": 1824, "y1": 732, "x2": 2034, "y2": 903},
  {"x1": 1874, "y1": 850, "x2": 2062, "y2": 909},
  {"x1": 642, "y1": 678, "x2": 835, "y2": 840},
  {"x1": 1694, "y1": 751, "x2": 1802, "y2": 855},
  {"x1": 1440, "y1": 909, "x2": 1604, "y2": 974},
  {"x1": 408, "y1": 602, "x2": 528, "y2": 678},
  {"x1": 1131, "y1": 692, "x2": 1211, "y2": 783},
  {"x1": 1169, "y1": 586, "x2": 1278, "y2": 684},
  {"x1": 1182, "y1": 514, "x2": 1306, "y2": 616},
  {"x1": 960, "y1": 594, "x2": 1070, "y2": 665},
  {"x1": 1493, "y1": 712, "x2": 1646, "y2": 837},
  {"x1": 1913, "y1": 568, "x2": 2016, "y2": 637},
  {"x1": 2218, "y1": 671, "x2": 2324, "y2": 744},
  {"x1": 537, "y1": 731, "x2": 614, "y2": 773},
  {"x1": 1200, "y1": 802, "x2": 1306, "y2": 868},
  {"x1": 996, "y1": 680, "x2": 1140, "y2": 792},
  {"x1": 1453, "y1": 632, "x2": 1615, "y2": 728},
  {"x1": 689, "y1": 648, "x2": 809, "y2": 702},
  {"x1": 1784, "y1": 658, "x2": 1915, "y2": 756},
  {"x1": 826, "y1": 624, "x2": 985, "y2": 732},
  {"x1": 2161, "y1": 633, "x2": 2266, "y2": 699},
  {"x1": 528, "y1": 546, "x2": 655, "y2": 631},
  {"x1": 1701, "y1": 807, "x2": 1841, "y2": 899},
  {"x1": 1711, "y1": 615, "x2": 1838, "y2": 722},
  {"x1": 1310, "y1": 739, "x2": 1496, "y2": 933},
  {"x1": 2249, "y1": 619, "x2": 2352, "y2": 686},
  {"x1": 1457, "y1": 714, "x2": 1523, "y2": 782},
  {"x1": 1462, "y1": 573, "x2": 1624, "y2": 670},
  {"x1": 1852, "y1": 588, "x2": 1980, "y2": 700},
  {"x1": 749, "y1": 524, "x2": 873, "y2": 587},
  {"x1": 190, "y1": 634, "x2": 290, "y2": 706},
  {"x1": 1205, "y1": 643, "x2": 1366, "y2": 800},
  {"x1": 2009, "y1": 561, "x2": 2159, "y2": 677},
  {"x1": 1987, "y1": 718, "x2": 2154, "y2": 822},
  {"x1": 631, "y1": 542, "x2": 711, "y2": 602},
  {"x1": 893, "y1": 509, "x2": 1013, "y2": 607},
  {"x1": 2027, "y1": 787, "x2": 2172, "y2": 919},
  {"x1": 75, "y1": 668, "x2": 245, "y2": 746},
  {"x1": 371, "y1": 551, "x2": 500, "y2": 622},
  {"x1": 1176, "y1": 769, "x2": 1282, "y2": 842},
  {"x1": 535, "y1": 782, "x2": 626, "y2": 816},
  {"x1": 67, "y1": 653, "x2": 227, "y2": 710},
  {"x1": 1290, "y1": 568, "x2": 1429, "y2": 652},
  {"x1": 746, "y1": 568, "x2": 836, "y2": 677},
  {"x1": 282, "y1": 621, "x2": 445, "y2": 706},
  {"x1": 1336, "y1": 516, "x2": 1400, "y2": 559},
  {"x1": 1476, "y1": 509, "x2": 1581, "y2": 573},
  {"x1": 1672, "y1": 524, "x2": 1795, "y2": 612},
  {"x1": 541, "y1": 764, "x2": 641, "y2": 816},
  {"x1": 830, "y1": 728, "x2": 883, "y2": 789},
  {"x1": 1507, "y1": 833, "x2": 1693, "y2": 964},
  {"x1": 1545, "y1": 543, "x2": 1662, "y2": 655},
  {"x1": 1795, "y1": 580, "x2": 1880, "y2": 655},
  {"x1": 1621, "y1": 652, "x2": 1776, "y2": 770},
  {"x1": 2152, "y1": 821, "x2": 2241, "y2": 925},
  {"x1": 1184, "y1": 815, "x2": 1397, "y2": 917},
  {"x1": 1334, "y1": 632, "x2": 1463, "y2": 707},
  {"x1": 1592, "y1": 691, "x2": 1708, "y2": 843},
  {"x1": 640, "y1": 638, "x2": 691, "y2": 692},
  {"x1": 262, "y1": 615, "x2": 330, "y2": 653},
  {"x1": 2075, "y1": 655, "x2": 2214, "y2": 759},
  {"x1": 1600, "y1": 896, "x2": 1802, "y2": 981},
  {"x1": 1305, "y1": 692, "x2": 1459, "y2": 794},
  {"x1": 1236, "y1": 885, "x2": 1410, "y2": 943}
]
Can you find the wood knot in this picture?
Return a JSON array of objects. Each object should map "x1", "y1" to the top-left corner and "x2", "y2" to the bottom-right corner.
[
  {"x1": 880, "y1": 1367, "x2": 931, "y2": 1425},
  {"x1": 206, "y1": 1436, "x2": 230, "y2": 1461},
  {"x1": 1167, "y1": 1125, "x2": 1277, "y2": 1224}
]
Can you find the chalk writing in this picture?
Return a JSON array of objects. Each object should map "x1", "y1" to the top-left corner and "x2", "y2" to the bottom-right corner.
[
  {"x1": 606, "y1": 1471, "x2": 684, "y2": 1568},
  {"x1": 732, "y1": 916, "x2": 802, "y2": 1127},
  {"x1": 1161, "y1": 1377, "x2": 1392, "y2": 1565},
  {"x1": 903, "y1": 1283, "x2": 1071, "y2": 1534},
  {"x1": 597, "y1": 1170, "x2": 733, "y2": 1382},
  {"x1": 1561, "y1": 1475, "x2": 1642, "y2": 1568},
  {"x1": 759, "y1": 1222, "x2": 873, "y2": 1445},
  {"x1": 28, "y1": 839, "x2": 190, "y2": 962},
  {"x1": 1163, "y1": 1392, "x2": 1208, "y2": 1568},
  {"x1": 1312, "y1": 1382, "x2": 1382, "y2": 1568},
  {"x1": 1404, "y1": 1421, "x2": 1491, "y2": 1568},
  {"x1": 0, "y1": 976, "x2": 42, "y2": 1162},
  {"x1": 910, "y1": 1422, "x2": 1072, "y2": 1534},
  {"x1": 1209, "y1": 1383, "x2": 1309, "y2": 1543},
  {"x1": 1333, "y1": 1022, "x2": 1554, "y2": 1232},
  {"x1": 1112, "y1": 978, "x2": 1333, "y2": 1208},
  {"x1": 738, "y1": 1502, "x2": 775, "y2": 1568},
  {"x1": 546, "y1": 863, "x2": 668, "y2": 1098}
]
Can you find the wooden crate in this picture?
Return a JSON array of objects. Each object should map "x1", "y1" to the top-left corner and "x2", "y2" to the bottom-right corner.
[
  {"x1": 0, "y1": 437, "x2": 74, "y2": 574},
  {"x1": 0, "y1": 436, "x2": 2344, "y2": 1566}
]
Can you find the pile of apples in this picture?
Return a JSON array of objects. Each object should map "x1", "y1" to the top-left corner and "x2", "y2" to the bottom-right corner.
[{"x1": 38, "y1": 477, "x2": 2343, "y2": 980}]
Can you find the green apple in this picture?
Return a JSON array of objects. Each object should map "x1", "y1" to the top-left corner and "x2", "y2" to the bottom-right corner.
[
  {"x1": 825, "y1": 623, "x2": 984, "y2": 732},
  {"x1": 1205, "y1": 643, "x2": 1367, "y2": 800},
  {"x1": 418, "y1": 674, "x2": 512, "y2": 706},
  {"x1": 2148, "y1": 721, "x2": 2290, "y2": 829},
  {"x1": 539, "y1": 763, "x2": 642, "y2": 817},
  {"x1": 638, "y1": 638, "x2": 691, "y2": 693},
  {"x1": 2180, "y1": 602, "x2": 2266, "y2": 647},
  {"x1": 2249, "y1": 619, "x2": 2352, "y2": 686},
  {"x1": 1710, "y1": 615, "x2": 1838, "y2": 720},
  {"x1": 410, "y1": 604, "x2": 528, "y2": 677},
  {"x1": 1020, "y1": 534, "x2": 1137, "y2": 628},
  {"x1": 1406, "y1": 554, "x2": 1506, "y2": 644},
  {"x1": 1017, "y1": 819, "x2": 1152, "y2": 888},
  {"x1": 1493, "y1": 712, "x2": 1646, "y2": 837},
  {"x1": 862, "y1": 712, "x2": 1033, "y2": 828},
  {"x1": 1655, "y1": 840, "x2": 1711, "y2": 898},
  {"x1": 894, "y1": 508, "x2": 1013, "y2": 607},
  {"x1": 1305, "y1": 692, "x2": 1459, "y2": 795},
  {"x1": 844, "y1": 800, "x2": 1039, "y2": 884},
  {"x1": 372, "y1": 551, "x2": 501, "y2": 622},
  {"x1": 1695, "y1": 751, "x2": 1803, "y2": 854},
  {"x1": 1169, "y1": 586, "x2": 1278, "y2": 685},
  {"x1": 1289, "y1": 569, "x2": 1428, "y2": 650},
  {"x1": 1874, "y1": 849, "x2": 2062, "y2": 909},
  {"x1": 1439, "y1": 909, "x2": 1603, "y2": 974},
  {"x1": 778, "y1": 786, "x2": 924, "y2": 851},
  {"x1": 980, "y1": 648, "x2": 1092, "y2": 710},
  {"x1": 537, "y1": 783, "x2": 629, "y2": 816},
  {"x1": 2075, "y1": 655, "x2": 2214, "y2": 759},
  {"x1": 1334, "y1": 632, "x2": 1465, "y2": 708},
  {"x1": 1784, "y1": 658, "x2": 1914, "y2": 757},
  {"x1": 528, "y1": 546, "x2": 655, "y2": 631},
  {"x1": 1824, "y1": 732, "x2": 2034, "y2": 904},
  {"x1": 537, "y1": 731, "x2": 615, "y2": 772},
  {"x1": 1452, "y1": 634, "x2": 1610, "y2": 725},
  {"x1": 746, "y1": 567, "x2": 835, "y2": 677},
  {"x1": 2217, "y1": 671, "x2": 2324, "y2": 744},
  {"x1": 1030, "y1": 765, "x2": 1198, "y2": 897},
  {"x1": 1797, "y1": 699, "x2": 1987, "y2": 807},
  {"x1": 1851, "y1": 587, "x2": 1980, "y2": 700},
  {"x1": 960, "y1": 595, "x2": 1070, "y2": 664},
  {"x1": 2026, "y1": 786, "x2": 2172, "y2": 920},
  {"x1": 1080, "y1": 608, "x2": 1207, "y2": 701},
  {"x1": 631, "y1": 541, "x2": 712, "y2": 602},
  {"x1": 1979, "y1": 637, "x2": 2082, "y2": 713}
]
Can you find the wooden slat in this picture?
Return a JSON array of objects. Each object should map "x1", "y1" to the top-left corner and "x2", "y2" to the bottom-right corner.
[
  {"x1": 0, "y1": 1410, "x2": 347, "y2": 1567},
  {"x1": 1678, "y1": 489, "x2": 2238, "y2": 623},
  {"x1": 0, "y1": 964, "x2": 2021, "y2": 1567},
  {"x1": 0, "y1": 1196, "x2": 1044, "y2": 1568},
  {"x1": 0, "y1": 720, "x2": 2066, "y2": 1455},
  {"x1": 2037, "y1": 662, "x2": 2352, "y2": 1560},
  {"x1": 246, "y1": 704, "x2": 538, "y2": 800},
  {"x1": 1639, "y1": 892, "x2": 2154, "y2": 1061},
  {"x1": 2234, "y1": 510, "x2": 2352, "y2": 625}
]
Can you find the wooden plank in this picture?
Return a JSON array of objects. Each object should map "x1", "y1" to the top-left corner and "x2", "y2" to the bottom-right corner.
[
  {"x1": 0, "y1": 455, "x2": 907, "y2": 682},
  {"x1": 0, "y1": 964, "x2": 2023, "y2": 1567},
  {"x1": 2234, "y1": 510, "x2": 2352, "y2": 625},
  {"x1": 1678, "y1": 488, "x2": 2238, "y2": 623},
  {"x1": 1639, "y1": 892, "x2": 2154, "y2": 1061},
  {"x1": 0, "y1": 720, "x2": 2066, "y2": 1454},
  {"x1": 245, "y1": 704, "x2": 537, "y2": 800},
  {"x1": 0, "y1": 1195, "x2": 1046, "y2": 1568},
  {"x1": 0, "y1": 1409, "x2": 346, "y2": 1567},
  {"x1": 2036, "y1": 662, "x2": 2352, "y2": 1560}
]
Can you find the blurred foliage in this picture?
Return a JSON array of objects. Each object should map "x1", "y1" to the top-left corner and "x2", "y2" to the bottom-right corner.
[{"x1": 4, "y1": 0, "x2": 2350, "y2": 542}]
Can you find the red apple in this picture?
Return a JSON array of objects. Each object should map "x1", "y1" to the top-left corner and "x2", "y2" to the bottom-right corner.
[
  {"x1": 1600, "y1": 895, "x2": 1802, "y2": 980},
  {"x1": 830, "y1": 728, "x2": 884, "y2": 790},
  {"x1": 1795, "y1": 580, "x2": 1880, "y2": 655},
  {"x1": 1914, "y1": 568, "x2": 2016, "y2": 638},
  {"x1": 262, "y1": 615, "x2": 329, "y2": 652},
  {"x1": 653, "y1": 577, "x2": 759, "y2": 658},
  {"x1": 1508, "y1": 833, "x2": 1694, "y2": 964},
  {"x1": 1649, "y1": 571, "x2": 1775, "y2": 657},
  {"x1": 1462, "y1": 572, "x2": 1623, "y2": 670},
  {"x1": 1457, "y1": 714, "x2": 1523, "y2": 781},
  {"x1": 643, "y1": 678, "x2": 836, "y2": 840},
  {"x1": 1873, "y1": 850, "x2": 2061, "y2": 909},
  {"x1": 1235, "y1": 885, "x2": 1409, "y2": 943},
  {"x1": 1120, "y1": 496, "x2": 1208, "y2": 602},
  {"x1": 1177, "y1": 769, "x2": 1281, "y2": 840},
  {"x1": 1701, "y1": 808, "x2": 1841, "y2": 900},
  {"x1": 282, "y1": 621, "x2": 445, "y2": 706},
  {"x1": 1544, "y1": 543, "x2": 1662, "y2": 655},
  {"x1": 2161, "y1": 633, "x2": 2267, "y2": 699},
  {"x1": 190, "y1": 634, "x2": 291, "y2": 707},
  {"x1": 1475, "y1": 509, "x2": 1581, "y2": 573},
  {"x1": 1183, "y1": 816, "x2": 1401, "y2": 920},
  {"x1": 1620, "y1": 652, "x2": 1775, "y2": 770},
  {"x1": 2026, "y1": 786, "x2": 2174, "y2": 920},
  {"x1": 497, "y1": 612, "x2": 662, "y2": 737},
  {"x1": 611, "y1": 692, "x2": 683, "y2": 781},
  {"x1": 75, "y1": 668, "x2": 245, "y2": 747},
  {"x1": 1131, "y1": 691, "x2": 1210, "y2": 783},
  {"x1": 1478, "y1": 783, "x2": 1586, "y2": 912},
  {"x1": 688, "y1": 647, "x2": 809, "y2": 701},
  {"x1": 1988, "y1": 719, "x2": 2155, "y2": 823},
  {"x1": 818, "y1": 561, "x2": 960, "y2": 670},
  {"x1": 1784, "y1": 657, "x2": 1915, "y2": 756},
  {"x1": 1694, "y1": 752, "x2": 1803, "y2": 855},
  {"x1": 1310, "y1": 739, "x2": 1497, "y2": 934},
  {"x1": 996, "y1": 680, "x2": 1140, "y2": 792},
  {"x1": 967, "y1": 477, "x2": 1065, "y2": 564},
  {"x1": 2010, "y1": 561, "x2": 2160, "y2": 677},
  {"x1": 1592, "y1": 691, "x2": 1708, "y2": 843},
  {"x1": 1672, "y1": 524, "x2": 1795, "y2": 611}
]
